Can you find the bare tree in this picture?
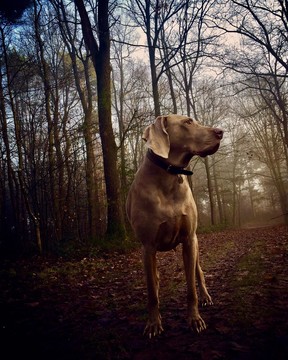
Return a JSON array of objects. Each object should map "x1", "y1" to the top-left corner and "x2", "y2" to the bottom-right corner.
[
  {"x1": 236, "y1": 93, "x2": 288, "y2": 225},
  {"x1": 214, "y1": 0, "x2": 288, "y2": 73},
  {"x1": 74, "y1": 0, "x2": 126, "y2": 239},
  {"x1": 193, "y1": 79, "x2": 228, "y2": 225},
  {"x1": 0, "y1": 26, "x2": 20, "y2": 246},
  {"x1": 128, "y1": 0, "x2": 189, "y2": 116},
  {"x1": 111, "y1": 20, "x2": 139, "y2": 200},
  {"x1": 159, "y1": 0, "x2": 216, "y2": 117},
  {"x1": 209, "y1": 0, "x2": 288, "y2": 224},
  {"x1": 52, "y1": 0, "x2": 103, "y2": 240},
  {"x1": 212, "y1": 0, "x2": 288, "y2": 148}
]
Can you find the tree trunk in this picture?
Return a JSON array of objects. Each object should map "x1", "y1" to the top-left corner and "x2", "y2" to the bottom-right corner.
[
  {"x1": 34, "y1": 0, "x2": 61, "y2": 247},
  {"x1": 148, "y1": 43, "x2": 161, "y2": 117},
  {"x1": 18, "y1": 170, "x2": 42, "y2": 254},
  {"x1": 213, "y1": 159, "x2": 224, "y2": 224},
  {"x1": 82, "y1": 57, "x2": 101, "y2": 240},
  {"x1": 55, "y1": 0, "x2": 102, "y2": 240},
  {"x1": 75, "y1": 0, "x2": 126, "y2": 239},
  {"x1": 143, "y1": 0, "x2": 160, "y2": 117},
  {"x1": 0, "y1": 45, "x2": 18, "y2": 241},
  {"x1": 204, "y1": 157, "x2": 215, "y2": 225},
  {"x1": 112, "y1": 61, "x2": 128, "y2": 205}
]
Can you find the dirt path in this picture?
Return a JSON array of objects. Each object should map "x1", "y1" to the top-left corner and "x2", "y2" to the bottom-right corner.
[{"x1": 1, "y1": 225, "x2": 288, "y2": 359}]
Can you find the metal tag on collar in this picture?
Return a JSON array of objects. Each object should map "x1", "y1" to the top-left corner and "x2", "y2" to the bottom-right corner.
[{"x1": 166, "y1": 165, "x2": 173, "y2": 173}]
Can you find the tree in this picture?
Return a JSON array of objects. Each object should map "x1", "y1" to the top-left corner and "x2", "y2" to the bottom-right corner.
[
  {"x1": 159, "y1": 0, "x2": 216, "y2": 117},
  {"x1": 111, "y1": 19, "x2": 139, "y2": 203},
  {"x1": 215, "y1": 0, "x2": 288, "y2": 73},
  {"x1": 33, "y1": 0, "x2": 62, "y2": 246},
  {"x1": 212, "y1": 0, "x2": 288, "y2": 148},
  {"x1": 209, "y1": 0, "x2": 288, "y2": 224},
  {"x1": 0, "y1": 28, "x2": 19, "y2": 248},
  {"x1": 74, "y1": 0, "x2": 126, "y2": 239},
  {"x1": 0, "y1": 0, "x2": 33, "y2": 23},
  {"x1": 52, "y1": 0, "x2": 103, "y2": 240},
  {"x1": 235, "y1": 92, "x2": 288, "y2": 225},
  {"x1": 191, "y1": 79, "x2": 228, "y2": 225},
  {"x1": 128, "y1": 0, "x2": 189, "y2": 116}
]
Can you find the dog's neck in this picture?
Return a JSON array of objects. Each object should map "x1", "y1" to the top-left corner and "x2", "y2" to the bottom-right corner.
[{"x1": 146, "y1": 150, "x2": 193, "y2": 176}]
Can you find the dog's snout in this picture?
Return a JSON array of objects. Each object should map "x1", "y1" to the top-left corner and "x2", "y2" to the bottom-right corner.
[{"x1": 214, "y1": 128, "x2": 223, "y2": 139}]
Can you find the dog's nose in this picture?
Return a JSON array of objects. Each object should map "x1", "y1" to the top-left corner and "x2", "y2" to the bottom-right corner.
[{"x1": 214, "y1": 128, "x2": 223, "y2": 139}]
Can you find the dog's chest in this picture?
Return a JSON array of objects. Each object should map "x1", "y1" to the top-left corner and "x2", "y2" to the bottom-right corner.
[
  {"x1": 158, "y1": 180, "x2": 195, "y2": 215},
  {"x1": 154, "y1": 184, "x2": 197, "y2": 250},
  {"x1": 155, "y1": 214, "x2": 193, "y2": 251}
]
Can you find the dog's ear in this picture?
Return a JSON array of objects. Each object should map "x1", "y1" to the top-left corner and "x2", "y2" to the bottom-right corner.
[{"x1": 142, "y1": 116, "x2": 170, "y2": 158}]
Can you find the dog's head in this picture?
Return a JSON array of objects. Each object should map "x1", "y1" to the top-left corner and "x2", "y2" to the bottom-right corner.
[{"x1": 143, "y1": 114, "x2": 223, "y2": 166}]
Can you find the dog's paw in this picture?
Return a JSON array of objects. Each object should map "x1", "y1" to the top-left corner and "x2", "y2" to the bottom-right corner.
[
  {"x1": 188, "y1": 315, "x2": 207, "y2": 334},
  {"x1": 143, "y1": 319, "x2": 164, "y2": 338},
  {"x1": 199, "y1": 293, "x2": 213, "y2": 307}
]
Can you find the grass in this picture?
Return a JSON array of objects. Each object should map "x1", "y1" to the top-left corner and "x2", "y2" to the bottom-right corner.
[
  {"x1": 202, "y1": 239, "x2": 236, "y2": 272},
  {"x1": 197, "y1": 223, "x2": 230, "y2": 234},
  {"x1": 228, "y1": 240, "x2": 266, "y2": 327}
]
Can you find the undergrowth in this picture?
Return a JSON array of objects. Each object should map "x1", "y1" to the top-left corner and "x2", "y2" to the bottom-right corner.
[
  {"x1": 229, "y1": 240, "x2": 266, "y2": 327},
  {"x1": 197, "y1": 223, "x2": 230, "y2": 234}
]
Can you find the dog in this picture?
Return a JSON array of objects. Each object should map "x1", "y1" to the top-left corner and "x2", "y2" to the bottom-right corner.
[{"x1": 126, "y1": 114, "x2": 223, "y2": 337}]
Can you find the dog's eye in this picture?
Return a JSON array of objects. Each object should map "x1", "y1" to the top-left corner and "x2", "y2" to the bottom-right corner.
[{"x1": 185, "y1": 119, "x2": 193, "y2": 125}]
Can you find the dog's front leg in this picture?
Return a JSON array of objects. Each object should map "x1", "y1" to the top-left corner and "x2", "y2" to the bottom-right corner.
[
  {"x1": 182, "y1": 237, "x2": 206, "y2": 333},
  {"x1": 195, "y1": 240, "x2": 213, "y2": 306},
  {"x1": 142, "y1": 247, "x2": 163, "y2": 337}
]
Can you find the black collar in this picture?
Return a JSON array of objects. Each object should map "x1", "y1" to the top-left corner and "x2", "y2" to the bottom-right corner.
[{"x1": 147, "y1": 150, "x2": 193, "y2": 176}]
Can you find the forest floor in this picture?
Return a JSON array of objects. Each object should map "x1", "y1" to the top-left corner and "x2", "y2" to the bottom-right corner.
[{"x1": 1, "y1": 225, "x2": 288, "y2": 359}]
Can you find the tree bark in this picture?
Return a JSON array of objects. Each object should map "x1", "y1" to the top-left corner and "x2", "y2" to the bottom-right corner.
[
  {"x1": 34, "y1": 0, "x2": 61, "y2": 246},
  {"x1": 75, "y1": 0, "x2": 126, "y2": 239},
  {"x1": 204, "y1": 157, "x2": 215, "y2": 225},
  {"x1": 54, "y1": 0, "x2": 103, "y2": 240},
  {"x1": 0, "y1": 38, "x2": 18, "y2": 240},
  {"x1": 148, "y1": 43, "x2": 161, "y2": 117},
  {"x1": 213, "y1": 159, "x2": 224, "y2": 224}
]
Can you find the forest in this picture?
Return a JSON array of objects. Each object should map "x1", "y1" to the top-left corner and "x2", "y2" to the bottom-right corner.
[{"x1": 0, "y1": 0, "x2": 287, "y2": 255}]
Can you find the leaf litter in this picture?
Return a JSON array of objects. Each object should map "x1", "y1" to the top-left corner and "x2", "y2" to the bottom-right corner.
[{"x1": 0, "y1": 225, "x2": 288, "y2": 359}]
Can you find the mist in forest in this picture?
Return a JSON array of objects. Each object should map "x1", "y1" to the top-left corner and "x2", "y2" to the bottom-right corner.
[{"x1": 0, "y1": 0, "x2": 287, "y2": 255}]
